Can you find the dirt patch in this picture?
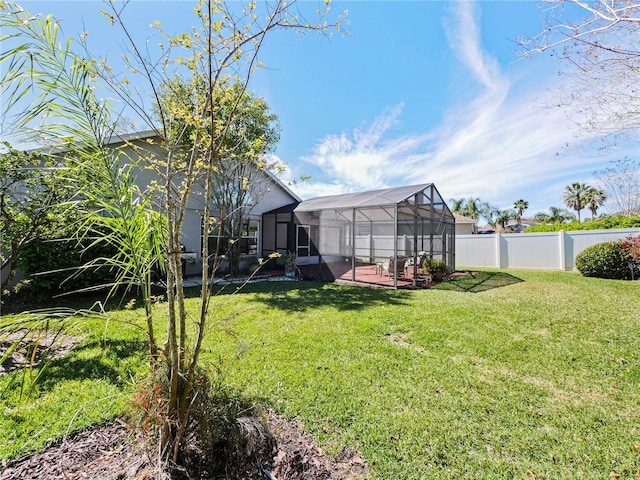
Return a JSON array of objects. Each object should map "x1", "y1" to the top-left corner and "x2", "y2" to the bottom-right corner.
[
  {"x1": 0, "y1": 420, "x2": 157, "y2": 480},
  {"x1": 268, "y1": 413, "x2": 367, "y2": 480},
  {"x1": 386, "y1": 332, "x2": 426, "y2": 354},
  {"x1": 1, "y1": 413, "x2": 368, "y2": 480}
]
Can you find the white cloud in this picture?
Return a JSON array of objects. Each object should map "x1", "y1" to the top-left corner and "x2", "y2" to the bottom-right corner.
[
  {"x1": 442, "y1": 1, "x2": 507, "y2": 93},
  {"x1": 297, "y1": 104, "x2": 433, "y2": 194}
]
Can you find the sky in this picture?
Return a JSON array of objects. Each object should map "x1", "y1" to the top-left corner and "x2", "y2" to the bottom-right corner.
[{"x1": 4, "y1": 0, "x2": 640, "y2": 220}]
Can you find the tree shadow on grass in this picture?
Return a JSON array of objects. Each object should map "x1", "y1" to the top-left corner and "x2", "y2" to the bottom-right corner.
[
  {"x1": 20, "y1": 337, "x2": 147, "y2": 393},
  {"x1": 224, "y1": 280, "x2": 411, "y2": 313},
  {"x1": 432, "y1": 271, "x2": 523, "y2": 293}
]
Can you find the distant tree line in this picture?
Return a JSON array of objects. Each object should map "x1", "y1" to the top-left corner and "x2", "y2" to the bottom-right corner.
[{"x1": 449, "y1": 157, "x2": 639, "y2": 232}]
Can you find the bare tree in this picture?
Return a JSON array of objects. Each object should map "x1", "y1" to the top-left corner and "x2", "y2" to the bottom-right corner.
[
  {"x1": 518, "y1": 0, "x2": 640, "y2": 142},
  {"x1": 595, "y1": 156, "x2": 640, "y2": 215}
]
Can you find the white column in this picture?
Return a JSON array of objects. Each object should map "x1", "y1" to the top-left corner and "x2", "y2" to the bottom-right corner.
[{"x1": 559, "y1": 230, "x2": 566, "y2": 271}]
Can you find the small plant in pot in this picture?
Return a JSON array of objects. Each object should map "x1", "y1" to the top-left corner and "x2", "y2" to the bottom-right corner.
[
  {"x1": 281, "y1": 251, "x2": 298, "y2": 278},
  {"x1": 422, "y1": 258, "x2": 447, "y2": 282}
]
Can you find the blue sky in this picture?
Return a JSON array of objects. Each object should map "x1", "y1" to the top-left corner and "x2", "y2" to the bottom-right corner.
[{"x1": 8, "y1": 0, "x2": 640, "y2": 219}]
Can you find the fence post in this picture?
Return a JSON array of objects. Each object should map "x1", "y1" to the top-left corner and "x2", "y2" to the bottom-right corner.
[
  {"x1": 495, "y1": 233, "x2": 502, "y2": 268},
  {"x1": 558, "y1": 230, "x2": 566, "y2": 271}
]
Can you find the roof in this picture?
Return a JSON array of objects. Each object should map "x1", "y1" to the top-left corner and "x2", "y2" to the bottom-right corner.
[
  {"x1": 263, "y1": 202, "x2": 299, "y2": 215},
  {"x1": 34, "y1": 129, "x2": 301, "y2": 203},
  {"x1": 30, "y1": 129, "x2": 158, "y2": 154},
  {"x1": 454, "y1": 214, "x2": 477, "y2": 224},
  {"x1": 507, "y1": 218, "x2": 539, "y2": 226},
  {"x1": 294, "y1": 183, "x2": 436, "y2": 212}
]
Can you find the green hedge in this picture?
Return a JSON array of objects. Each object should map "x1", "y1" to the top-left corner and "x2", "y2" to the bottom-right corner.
[
  {"x1": 526, "y1": 216, "x2": 640, "y2": 233},
  {"x1": 20, "y1": 238, "x2": 119, "y2": 295}
]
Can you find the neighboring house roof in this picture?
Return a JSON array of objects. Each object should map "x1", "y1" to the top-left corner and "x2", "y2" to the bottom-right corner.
[
  {"x1": 453, "y1": 214, "x2": 476, "y2": 224},
  {"x1": 294, "y1": 183, "x2": 441, "y2": 212},
  {"x1": 507, "y1": 218, "x2": 539, "y2": 226}
]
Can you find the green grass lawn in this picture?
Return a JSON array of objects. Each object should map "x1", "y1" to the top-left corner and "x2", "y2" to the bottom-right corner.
[{"x1": 2, "y1": 269, "x2": 639, "y2": 479}]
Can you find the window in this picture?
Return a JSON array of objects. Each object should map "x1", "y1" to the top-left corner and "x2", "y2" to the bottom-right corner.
[{"x1": 203, "y1": 218, "x2": 259, "y2": 256}]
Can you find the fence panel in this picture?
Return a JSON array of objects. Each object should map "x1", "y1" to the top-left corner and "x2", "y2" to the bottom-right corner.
[
  {"x1": 455, "y1": 235, "x2": 497, "y2": 267},
  {"x1": 566, "y1": 229, "x2": 639, "y2": 270},
  {"x1": 502, "y1": 233, "x2": 561, "y2": 269},
  {"x1": 456, "y1": 228, "x2": 640, "y2": 271}
]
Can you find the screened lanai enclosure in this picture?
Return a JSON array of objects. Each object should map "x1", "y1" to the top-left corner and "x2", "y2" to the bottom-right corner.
[{"x1": 262, "y1": 183, "x2": 456, "y2": 288}]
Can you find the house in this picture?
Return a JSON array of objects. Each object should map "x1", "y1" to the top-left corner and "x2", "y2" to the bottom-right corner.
[
  {"x1": 107, "y1": 133, "x2": 456, "y2": 288},
  {"x1": 505, "y1": 218, "x2": 539, "y2": 232},
  {"x1": 453, "y1": 214, "x2": 477, "y2": 235},
  {"x1": 4, "y1": 132, "x2": 456, "y2": 290},
  {"x1": 1, "y1": 130, "x2": 300, "y2": 287}
]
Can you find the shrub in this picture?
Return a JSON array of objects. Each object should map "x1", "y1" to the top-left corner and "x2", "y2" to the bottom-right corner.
[
  {"x1": 20, "y1": 238, "x2": 119, "y2": 296},
  {"x1": 422, "y1": 258, "x2": 447, "y2": 276},
  {"x1": 575, "y1": 241, "x2": 640, "y2": 280},
  {"x1": 621, "y1": 234, "x2": 640, "y2": 263},
  {"x1": 129, "y1": 366, "x2": 273, "y2": 476}
]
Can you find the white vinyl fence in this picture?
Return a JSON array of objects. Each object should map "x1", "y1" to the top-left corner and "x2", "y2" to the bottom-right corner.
[{"x1": 455, "y1": 228, "x2": 640, "y2": 271}]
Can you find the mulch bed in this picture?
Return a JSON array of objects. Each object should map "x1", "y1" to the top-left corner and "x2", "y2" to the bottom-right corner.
[{"x1": 1, "y1": 413, "x2": 368, "y2": 480}]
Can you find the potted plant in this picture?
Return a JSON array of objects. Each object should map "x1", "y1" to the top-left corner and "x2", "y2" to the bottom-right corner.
[
  {"x1": 422, "y1": 258, "x2": 447, "y2": 282},
  {"x1": 282, "y1": 251, "x2": 298, "y2": 278}
]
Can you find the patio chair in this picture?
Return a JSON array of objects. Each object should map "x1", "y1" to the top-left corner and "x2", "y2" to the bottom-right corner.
[
  {"x1": 406, "y1": 251, "x2": 428, "y2": 274},
  {"x1": 382, "y1": 256, "x2": 407, "y2": 278}
]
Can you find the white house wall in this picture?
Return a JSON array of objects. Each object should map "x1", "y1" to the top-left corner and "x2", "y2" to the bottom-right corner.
[
  {"x1": 113, "y1": 138, "x2": 298, "y2": 267},
  {"x1": 455, "y1": 223, "x2": 474, "y2": 235}
]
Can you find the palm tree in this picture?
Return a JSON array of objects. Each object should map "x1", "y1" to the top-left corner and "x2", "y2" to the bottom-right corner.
[
  {"x1": 493, "y1": 209, "x2": 516, "y2": 230},
  {"x1": 563, "y1": 182, "x2": 591, "y2": 222},
  {"x1": 513, "y1": 199, "x2": 529, "y2": 223},
  {"x1": 450, "y1": 198, "x2": 466, "y2": 215},
  {"x1": 458, "y1": 197, "x2": 483, "y2": 220},
  {"x1": 551, "y1": 206, "x2": 576, "y2": 223},
  {"x1": 534, "y1": 207, "x2": 576, "y2": 224},
  {"x1": 585, "y1": 187, "x2": 607, "y2": 220},
  {"x1": 449, "y1": 197, "x2": 493, "y2": 221}
]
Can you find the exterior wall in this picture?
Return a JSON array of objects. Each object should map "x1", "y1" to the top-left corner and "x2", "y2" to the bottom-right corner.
[
  {"x1": 455, "y1": 228, "x2": 640, "y2": 270},
  {"x1": 115, "y1": 138, "x2": 298, "y2": 271},
  {"x1": 455, "y1": 223, "x2": 475, "y2": 235},
  {"x1": 1, "y1": 250, "x2": 24, "y2": 288}
]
